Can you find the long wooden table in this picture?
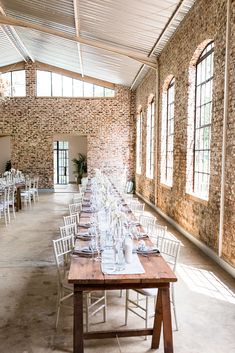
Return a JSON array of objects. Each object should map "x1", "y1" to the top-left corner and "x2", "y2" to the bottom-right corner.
[{"x1": 69, "y1": 210, "x2": 177, "y2": 353}]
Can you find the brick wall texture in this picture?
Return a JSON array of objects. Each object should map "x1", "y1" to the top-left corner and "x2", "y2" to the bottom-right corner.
[
  {"x1": 0, "y1": 62, "x2": 135, "y2": 188},
  {"x1": 135, "y1": 0, "x2": 235, "y2": 267},
  {"x1": 0, "y1": 0, "x2": 234, "y2": 268}
]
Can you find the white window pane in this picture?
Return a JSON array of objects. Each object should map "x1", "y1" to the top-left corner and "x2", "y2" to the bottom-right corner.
[
  {"x1": 73, "y1": 79, "x2": 83, "y2": 97},
  {"x1": 1, "y1": 72, "x2": 11, "y2": 96},
  {"x1": 104, "y1": 88, "x2": 115, "y2": 97},
  {"x1": 12, "y1": 70, "x2": 26, "y2": 96},
  {"x1": 37, "y1": 71, "x2": 51, "y2": 96},
  {"x1": 62, "y1": 76, "x2": 72, "y2": 97},
  {"x1": 84, "y1": 82, "x2": 94, "y2": 97},
  {"x1": 52, "y1": 73, "x2": 62, "y2": 96},
  {"x1": 197, "y1": 63, "x2": 202, "y2": 85},
  {"x1": 94, "y1": 85, "x2": 104, "y2": 97}
]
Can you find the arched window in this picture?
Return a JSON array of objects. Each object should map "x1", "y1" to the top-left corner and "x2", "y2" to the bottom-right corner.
[
  {"x1": 161, "y1": 76, "x2": 175, "y2": 186},
  {"x1": 136, "y1": 108, "x2": 143, "y2": 174},
  {"x1": 146, "y1": 96, "x2": 155, "y2": 179},
  {"x1": 186, "y1": 41, "x2": 214, "y2": 199}
]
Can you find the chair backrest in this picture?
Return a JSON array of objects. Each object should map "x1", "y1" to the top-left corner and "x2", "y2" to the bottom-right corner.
[
  {"x1": 63, "y1": 213, "x2": 79, "y2": 226},
  {"x1": 24, "y1": 178, "x2": 31, "y2": 191},
  {"x1": 130, "y1": 200, "x2": 145, "y2": 212},
  {"x1": 154, "y1": 236, "x2": 181, "y2": 271},
  {"x1": 139, "y1": 215, "x2": 156, "y2": 232},
  {"x1": 153, "y1": 224, "x2": 167, "y2": 238},
  {"x1": 31, "y1": 176, "x2": 39, "y2": 189},
  {"x1": 59, "y1": 223, "x2": 77, "y2": 238},
  {"x1": 72, "y1": 193, "x2": 83, "y2": 203},
  {"x1": 53, "y1": 235, "x2": 74, "y2": 283},
  {"x1": 69, "y1": 202, "x2": 82, "y2": 215},
  {"x1": 79, "y1": 184, "x2": 86, "y2": 193},
  {"x1": 0, "y1": 187, "x2": 8, "y2": 207},
  {"x1": 8, "y1": 184, "x2": 16, "y2": 203},
  {"x1": 81, "y1": 177, "x2": 88, "y2": 186}
]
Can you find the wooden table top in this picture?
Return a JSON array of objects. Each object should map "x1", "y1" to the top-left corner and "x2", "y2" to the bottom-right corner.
[
  {"x1": 68, "y1": 251, "x2": 177, "y2": 285},
  {"x1": 68, "y1": 190, "x2": 177, "y2": 287}
]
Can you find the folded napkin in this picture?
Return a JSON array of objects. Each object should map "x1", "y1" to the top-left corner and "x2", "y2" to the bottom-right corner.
[
  {"x1": 137, "y1": 232, "x2": 148, "y2": 239},
  {"x1": 73, "y1": 246, "x2": 97, "y2": 257},
  {"x1": 76, "y1": 232, "x2": 91, "y2": 240},
  {"x1": 134, "y1": 246, "x2": 160, "y2": 255},
  {"x1": 83, "y1": 197, "x2": 90, "y2": 202},
  {"x1": 82, "y1": 202, "x2": 91, "y2": 207},
  {"x1": 78, "y1": 223, "x2": 91, "y2": 228},
  {"x1": 81, "y1": 208, "x2": 93, "y2": 213}
]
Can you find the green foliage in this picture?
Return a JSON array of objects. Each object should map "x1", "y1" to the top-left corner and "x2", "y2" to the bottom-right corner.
[
  {"x1": 72, "y1": 153, "x2": 87, "y2": 179},
  {"x1": 5, "y1": 160, "x2": 11, "y2": 172}
]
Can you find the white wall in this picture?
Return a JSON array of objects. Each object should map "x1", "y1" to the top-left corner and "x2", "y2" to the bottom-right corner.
[
  {"x1": 53, "y1": 134, "x2": 87, "y2": 183},
  {"x1": 0, "y1": 136, "x2": 11, "y2": 174}
]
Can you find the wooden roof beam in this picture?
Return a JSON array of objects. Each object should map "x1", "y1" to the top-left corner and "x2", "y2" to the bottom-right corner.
[
  {"x1": 0, "y1": 4, "x2": 34, "y2": 62},
  {"x1": 0, "y1": 15, "x2": 157, "y2": 69},
  {"x1": 73, "y1": 0, "x2": 84, "y2": 77}
]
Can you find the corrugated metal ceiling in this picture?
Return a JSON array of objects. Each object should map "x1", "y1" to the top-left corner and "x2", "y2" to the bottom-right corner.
[{"x1": 0, "y1": 0, "x2": 196, "y2": 87}]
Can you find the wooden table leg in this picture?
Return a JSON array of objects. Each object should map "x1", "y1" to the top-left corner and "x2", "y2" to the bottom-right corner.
[
  {"x1": 16, "y1": 187, "x2": 22, "y2": 211},
  {"x1": 152, "y1": 285, "x2": 173, "y2": 353},
  {"x1": 151, "y1": 287, "x2": 163, "y2": 349},
  {"x1": 74, "y1": 288, "x2": 84, "y2": 353}
]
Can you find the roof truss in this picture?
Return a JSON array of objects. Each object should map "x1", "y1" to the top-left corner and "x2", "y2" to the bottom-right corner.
[{"x1": 0, "y1": 14, "x2": 157, "y2": 69}]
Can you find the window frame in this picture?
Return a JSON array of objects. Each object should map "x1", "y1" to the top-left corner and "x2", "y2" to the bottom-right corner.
[
  {"x1": 161, "y1": 77, "x2": 175, "y2": 187},
  {"x1": 136, "y1": 109, "x2": 143, "y2": 174},
  {"x1": 146, "y1": 98, "x2": 155, "y2": 179},
  {"x1": 36, "y1": 70, "x2": 115, "y2": 98},
  {"x1": 0, "y1": 70, "x2": 26, "y2": 97},
  {"x1": 192, "y1": 43, "x2": 214, "y2": 199}
]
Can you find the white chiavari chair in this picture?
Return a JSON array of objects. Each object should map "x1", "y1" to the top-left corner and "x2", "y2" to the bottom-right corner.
[
  {"x1": 125, "y1": 236, "x2": 181, "y2": 331},
  {"x1": 53, "y1": 235, "x2": 107, "y2": 331}
]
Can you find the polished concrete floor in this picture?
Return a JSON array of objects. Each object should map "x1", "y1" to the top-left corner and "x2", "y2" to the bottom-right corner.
[{"x1": 0, "y1": 189, "x2": 235, "y2": 353}]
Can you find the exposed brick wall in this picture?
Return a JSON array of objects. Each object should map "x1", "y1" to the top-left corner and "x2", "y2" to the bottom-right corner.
[
  {"x1": 135, "y1": 0, "x2": 235, "y2": 267},
  {"x1": 135, "y1": 69, "x2": 156, "y2": 204},
  {"x1": 0, "y1": 62, "x2": 135, "y2": 188},
  {"x1": 223, "y1": 0, "x2": 235, "y2": 265}
]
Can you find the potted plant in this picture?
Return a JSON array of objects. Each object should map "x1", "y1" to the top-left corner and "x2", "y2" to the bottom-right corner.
[
  {"x1": 72, "y1": 153, "x2": 87, "y2": 184},
  {"x1": 5, "y1": 160, "x2": 11, "y2": 171}
]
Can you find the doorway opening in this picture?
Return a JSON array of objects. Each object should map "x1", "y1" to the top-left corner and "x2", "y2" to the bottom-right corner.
[
  {"x1": 53, "y1": 141, "x2": 69, "y2": 185},
  {"x1": 0, "y1": 135, "x2": 11, "y2": 174},
  {"x1": 53, "y1": 134, "x2": 87, "y2": 192}
]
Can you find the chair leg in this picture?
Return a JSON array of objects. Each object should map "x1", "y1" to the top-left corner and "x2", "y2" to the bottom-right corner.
[
  {"x1": 55, "y1": 290, "x2": 62, "y2": 329},
  {"x1": 4, "y1": 209, "x2": 8, "y2": 226},
  {"x1": 125, "y1": 290, "x2": 129, "y2": 325},
  {"x1": 171, "y1": 284, "x2": 179, "y2": 331},
  {"x1": 12, "y1": 203, "x2": 16, "y2": 218},
  {"x1": 7, "y1": 206, "x2": 11, "y2": 224},
  {"x1": 103, "y1": 291, "x2": 107, "y2": 323},
  {"x1": 145, "y1": 296, "x2": 149, "y2": 340}
]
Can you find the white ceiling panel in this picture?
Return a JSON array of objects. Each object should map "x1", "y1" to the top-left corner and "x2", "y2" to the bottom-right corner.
[
  {"x1": 0, "y1": 0, "x2": 196, "y2": 87},
  {"x1": 80, "y1": 0, "x2": 180, "y2": 54},
  {"x1": 0, "y1": 28, "x2": 23, "y2": 66},
  {"x1": 81, "y1": 46, "x2": 141, "y2": 86}
]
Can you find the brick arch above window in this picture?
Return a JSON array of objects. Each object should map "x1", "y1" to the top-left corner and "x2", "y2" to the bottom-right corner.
[
  {"x1": 162, "y1": 74, "x2": 175, "y2": 92},
  {"x1": 189, "y1": 38, "x2": 214, "y2": 67},
  {"x1": 137, "y1": 105, "x2": 142, "y2": 114},
  {"x1": 147, "y1": 93, "x2": 155, "y2": 104}
]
